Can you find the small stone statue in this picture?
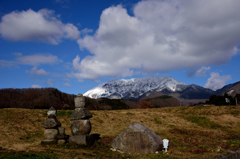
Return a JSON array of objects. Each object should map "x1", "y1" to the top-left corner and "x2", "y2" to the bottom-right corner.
[
  {"x1": 56, "y1": 127, "x2": 69, "y2": 145},
  {"x1": 69, "y1": 94, "x2": 94, "y2": 145},
  {"x1": 41, "y1": 107, "x2": 61, "y2": 145}
]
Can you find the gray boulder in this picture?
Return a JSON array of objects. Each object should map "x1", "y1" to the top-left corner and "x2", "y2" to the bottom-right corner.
[
  {"x1": 44, "y1": 128, "x2": 59, "y2": 139},
  {"x1": 41, "y1": 128, "x2": 59, "y2": 145},
  {"x1": 71, "y1": 119, "x2": 91, "y2": 135},
  {"x1": 42, "y1": 118, "x2": 61, "y2": 128},
  {"x1": 216, "y1": 150, "x2": 240, "y2": 159},
  {"x1": 47, "y1": 107, "x2": 57, "y2": 118},
  {"x1": 75, "y1": 94, "x2": 85, "y2": 108},
  {"x1": 111, "y1": 123, "x2": 163, "y2": 154},
  {"x1": 69, "y1": 134, "x2": 94, "y2": 146},
  {"x1": 70, "y1": 108, "x2": 92, "y2": 120},
  {"x1": 56, "y1": 127, "x2": 69, "y2": 140}
]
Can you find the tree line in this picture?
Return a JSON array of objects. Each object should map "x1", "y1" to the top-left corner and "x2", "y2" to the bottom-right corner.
[
  {"x1": 1, "y1": 87, "x2": 239, "y2": 110},
  {"x1": 0, "y1": 88, "x2": 130, "y2": 110},
  {"x1": 0, "y1": 88, "x2": 75, "y2": 109},
  {"x1": 202, "y1": 93, "x2": 240, "y2": 106}
]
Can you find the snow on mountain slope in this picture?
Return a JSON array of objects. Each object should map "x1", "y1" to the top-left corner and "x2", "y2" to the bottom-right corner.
[{"x1": 83, "y1": 76, "x2": 187, "y2": 99}]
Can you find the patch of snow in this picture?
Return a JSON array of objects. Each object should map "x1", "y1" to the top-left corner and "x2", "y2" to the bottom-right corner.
[{"x1": 227, "y1": 90, "x2": 234, "y2": 95}]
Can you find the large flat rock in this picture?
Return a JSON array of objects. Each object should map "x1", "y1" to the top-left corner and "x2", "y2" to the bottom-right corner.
[{"x1": 111, "y1": 123, "x2": 163, "y2": 154}]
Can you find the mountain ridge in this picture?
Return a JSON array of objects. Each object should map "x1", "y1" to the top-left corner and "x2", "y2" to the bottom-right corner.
[
  {"x1": 84, "y1": 76, "x2": 186, "y2": 100},
  {"x1": 84, "y1": 76, "x2": 239, "y2": 101}
]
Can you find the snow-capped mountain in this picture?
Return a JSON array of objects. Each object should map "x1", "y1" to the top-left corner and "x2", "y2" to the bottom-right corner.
[
  {"x1": 84, "y1": 76, "x2": 240, "y2": 100},
  {"x1": 84, "y1": 76, "x2": 188, "y2": 100}
]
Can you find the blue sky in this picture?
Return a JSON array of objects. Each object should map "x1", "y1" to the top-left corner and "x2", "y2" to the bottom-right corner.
[{"x1": 0, "y1": 0, "x2": 240, "y2": 95}]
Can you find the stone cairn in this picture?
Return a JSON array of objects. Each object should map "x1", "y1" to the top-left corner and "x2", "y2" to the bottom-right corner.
[
  {"x1": 69, "y1": 93, "x2": 94, "y2": 145},
  {"x1": 41, "y1": 107, "x2": 61, "y2": 145},
  {"x1": 56, "y1": 127, "x2": 69, "y2": 145}
]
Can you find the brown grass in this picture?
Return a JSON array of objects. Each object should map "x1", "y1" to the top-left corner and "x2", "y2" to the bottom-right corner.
[{"x1": 0, "y1": 106, "x2": 240, "y2": 158}]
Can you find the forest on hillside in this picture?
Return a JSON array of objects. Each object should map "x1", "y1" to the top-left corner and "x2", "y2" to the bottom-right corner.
[
  {"x1": 0, "y1": 88, "x2": 239, "y2": 110},
  {"x1": 0, "y1": 88, "x2": 75, "y2": 109},
  {"x1": 0, "y1": 88, "x2": 132, "y2": 110}
]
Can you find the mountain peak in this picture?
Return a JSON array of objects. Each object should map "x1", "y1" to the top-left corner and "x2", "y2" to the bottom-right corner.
[
  {"x1": 84, "y1": 77, "x2": 239, "y2": 101},
  {"x1": 83, "y1": 76, "x2": 187, "y2": 100}
]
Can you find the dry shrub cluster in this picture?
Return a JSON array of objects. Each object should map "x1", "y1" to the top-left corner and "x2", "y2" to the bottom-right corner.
[{"x1": 138, "y1": 100, "x2": 151, "y2": 109}]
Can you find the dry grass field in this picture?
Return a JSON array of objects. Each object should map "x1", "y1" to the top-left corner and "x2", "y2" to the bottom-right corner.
[{"x1": 0, "y1": 105, "x2": 240, "y2": 158}]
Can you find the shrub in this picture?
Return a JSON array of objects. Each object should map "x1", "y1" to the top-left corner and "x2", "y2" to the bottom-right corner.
[{"x1": 138, "y1": 100, "x2": 151, "y2": 109}]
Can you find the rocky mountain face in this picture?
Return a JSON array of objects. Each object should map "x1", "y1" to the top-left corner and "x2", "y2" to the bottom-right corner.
[
  {"x1": 83, "y1": 76, "x2": 239, "y2": 100},
  {"x1": 84, "y1": 76, "x2": 186, "y2": 100}
]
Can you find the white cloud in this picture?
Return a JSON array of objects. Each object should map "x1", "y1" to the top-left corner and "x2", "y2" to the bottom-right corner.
[
  {"x1": 64, "y1": 83, "x2": 71, "y2": 87},
  {"x1": 81, "y1": 28, "x2": 93, "y2": 35},
  {"x1": 196, "y1": 66, "x2": 211, "y2": 77},
  {"x1": 204, "y1": 72, "x2": 231, "y2": 91},
  {"x1": 31, "y1": 84, "x2": 41, "y2": 88},
  {"x1": 12, "y1": 52, "x2": 22, "y2": 56},
  {"x1": 0, "y1": 60, "x2": 17, "y2": 68},
  {"x1": 17, "y1": 54, "x2": 61, "y2": 66},
  {"x1": 72, "y1": 0, "x2": 240, "y2": 81},
  {"x1": 0, "y1": 9, "x2": 80, "y2": 44},
  {"x1": 26, "y1": 66, "x2": 49, "y2": 76},
  {"x1": 46, "y1": 79, "x2": 55, "y2": 86},
  {"x1": 71, "y1": 55, "x2": 133, "y2": 80},
  {"x1": 1, "y1": 54, "x2": 61, "y2": 70}
]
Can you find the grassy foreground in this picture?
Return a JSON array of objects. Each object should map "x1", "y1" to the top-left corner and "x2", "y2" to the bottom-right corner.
[{"x1": 0, "y1": 106, "x2": 240, "y2": 158}]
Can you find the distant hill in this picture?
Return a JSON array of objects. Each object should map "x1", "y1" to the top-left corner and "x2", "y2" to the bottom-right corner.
[
  {"x1": 0, "y1": 88, "x2": 75, "y2": 109},
  {"x1": 221, "y1": 82, "x2": 240, "y2": 97},
  {"x1": 1, "y1": 80, "x2": 239, "y2": 110},
  {"x1": 214, "y1": 81, "x2": 240, "y2": 95}
]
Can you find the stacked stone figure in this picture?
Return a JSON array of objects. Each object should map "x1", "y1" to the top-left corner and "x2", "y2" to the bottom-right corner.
[
  {"x1": 69, "y1": 94, "x2": 94, "y2": 145},
  {"x1": 41, "y1": 107, "x2": 61, "y2": 145},
  {"x1": 56, "y1": 127, "x2": 69, "y2": 145}
]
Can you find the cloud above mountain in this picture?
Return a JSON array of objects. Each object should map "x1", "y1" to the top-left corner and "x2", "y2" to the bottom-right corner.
[
  {"x1": 204, "y1": 72, "x2": 231, "y2": 91},
  {"x1": 196, "y1": 66, "x2": 211, "y2": 77},
  {"x1": 0, "y1": 9, "x2": 80, "y2": 44},
  {"x1": 71, "y1": 0, "x2": 240, "y2": 81}
]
